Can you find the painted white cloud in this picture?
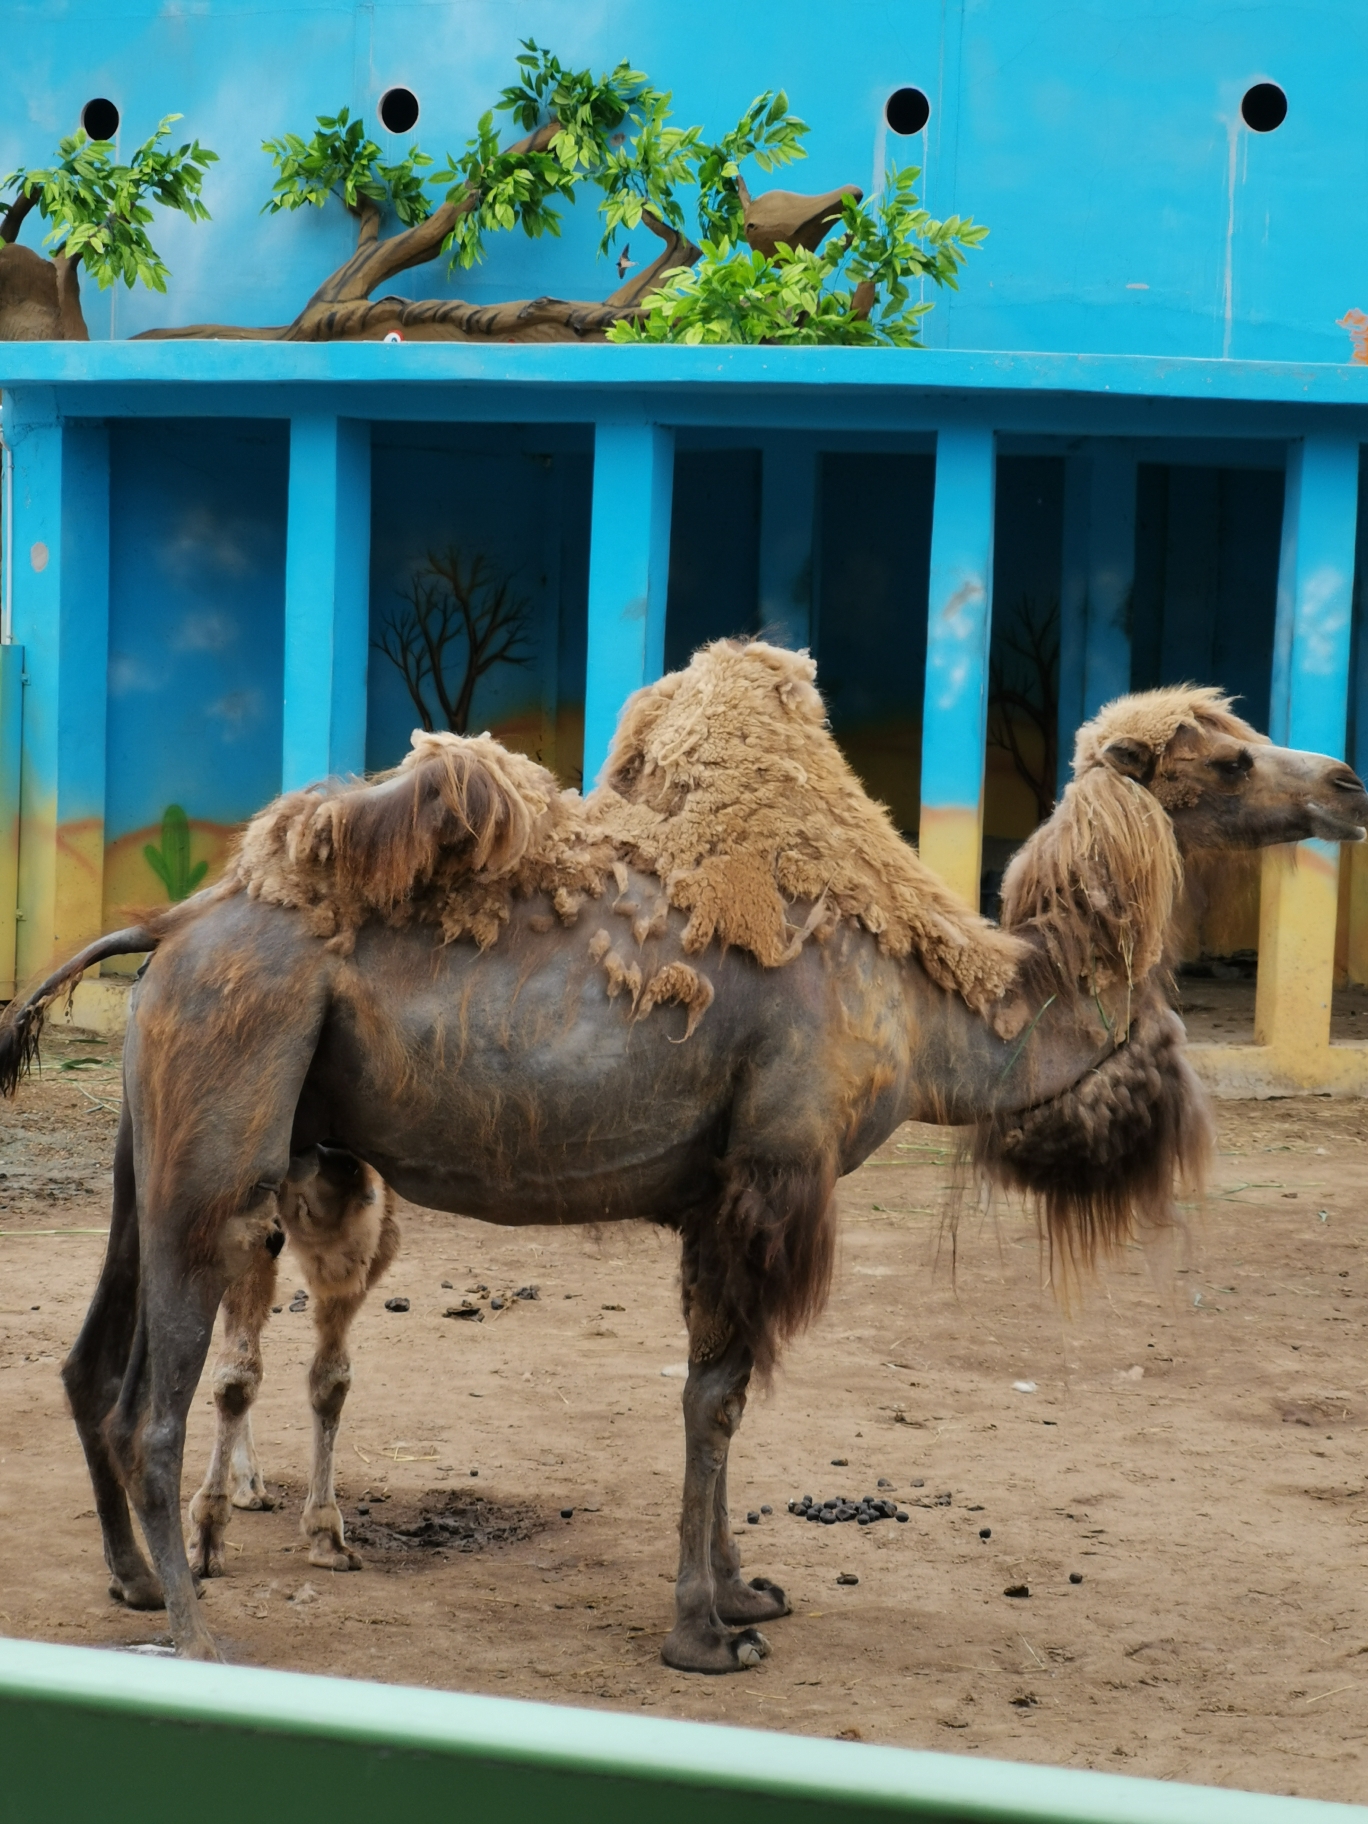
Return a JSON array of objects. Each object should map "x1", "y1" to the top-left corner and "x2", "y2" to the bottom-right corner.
[
  {"x1": 207, "y1": 688, "x2": 264, "y2": 739},
  {"x1": 171, "y1": 610, "x2": 238, "y2": 653}
]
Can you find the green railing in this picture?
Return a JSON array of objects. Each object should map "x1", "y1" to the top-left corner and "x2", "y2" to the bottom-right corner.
[{"x1": 0, "y1": 1637, "x2": 1362, "y2": 1824}]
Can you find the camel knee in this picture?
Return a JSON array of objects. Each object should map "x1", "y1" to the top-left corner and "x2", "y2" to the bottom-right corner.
[{"x1": 308, "y1": 1355, "x2": 351, "y2": 1424}]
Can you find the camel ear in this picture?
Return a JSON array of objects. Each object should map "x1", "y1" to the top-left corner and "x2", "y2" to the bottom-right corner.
[{"x1": 1100, "y1": 736, "x2": 1156, "y2": 784}]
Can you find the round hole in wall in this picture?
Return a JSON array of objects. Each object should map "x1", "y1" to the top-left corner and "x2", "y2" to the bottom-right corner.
[
  {"x1": 885, "y1": 87, "x2": 931, "y2": 136},
  {"x1": 80, "y1": 97, "x2": 120, "y2": 141},
  {"x1": 1241, "y1": 82, "x2": 1287, "y2": 132},
  {"x1": 378, "y1": 87, "x2": 420, "y2": 134}
]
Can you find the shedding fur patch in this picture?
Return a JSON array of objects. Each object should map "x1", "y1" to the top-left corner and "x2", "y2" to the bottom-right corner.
[
  {"x1": 226, "y1": 640, "x2": 1033, "y2": 1023},
  {"x1": 636, "y1": 962, "x2": 715, "y2": 1039},
  {"x1": 593, "y1": 641, "x2": 1027, "y2": 1015}
]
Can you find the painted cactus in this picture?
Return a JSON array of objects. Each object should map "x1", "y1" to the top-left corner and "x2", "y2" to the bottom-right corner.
[{"x1": 144, "y1": 804, "x2": 208, "y2": 902}]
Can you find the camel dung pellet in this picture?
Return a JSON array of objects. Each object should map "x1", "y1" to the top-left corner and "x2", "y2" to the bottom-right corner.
[
  {"x1": 760, "y1": 1504, "x2": 772, "y2": 1515},
  {"x1": 830, "y1": 1457, "x2": 848, "y2": 1466},
  {"x1": 469, "y1": 1468, "x2": 478, "y2": 1477},
  {"x1": 896, "y1": 1511, "x2": 910, "y2": 1522},
  {"x1": 560, "y1": 1507, "x2": 573, "y2": 1519},
  {"x1": 822, "y1": 1511, "x2": 837, "y2": 1525},
  {"x1": 912, "y1": 1478, "x2": 925, "y2": 1488},
  {"x1": 747, "y1": 1511, "x2": 760, "y2": 1525},
  {"x1": 489, "y1": 1297, "x2": 504, "y2": 1310},
  {"x1": 877, "y1": 1478, "x2": 893, "y2": 1489},
  {"x1": 357, "y1": 1504, "x2": 370, "y2": 1515},
  {"x1": 979, "y1": 1527, "x2": 992, "y2": 1539},
  {"x1": 514, "y1": 1285, "x2": 539, "y2": 1300},
  {"x1": 836, "y1": 1572, "x2": 859, "y2": 1586},
  {"x1": 807, "y1": 1508, "x2": 821, "y2": 1522},
  {"x1": 271, "y1": 1305, "x2": 283, "y2": 1314},
  {"x1": 1070, "y1": 1572, "x2": 1084, "y2": 1584},
  {"x1": 858, "y1": 1514, "x2": 871, "y2": 1526},
  {"x1": 1004, "y1": 1583, "x2": 1030, "y2": 1599},
  {"x1": 384, "y1": 1296, "x2": 410, "y2": 1313},
  {"x1": 441, "y1": 1280, "x2": 453, "y2": 1289}
]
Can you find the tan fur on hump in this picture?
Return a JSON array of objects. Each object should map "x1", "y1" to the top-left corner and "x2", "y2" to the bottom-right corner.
[
  {"x1": 227, "y1": 639, "x2": 1030, "y2": 1021},
  {"x1": 592, "y1": 639, "x2": 1027, "y2": 1014}
]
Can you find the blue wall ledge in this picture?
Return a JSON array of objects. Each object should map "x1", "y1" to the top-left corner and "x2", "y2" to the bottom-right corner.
[{"x1": 7, "y1": 345, "x2": 1368, "y2": 441}]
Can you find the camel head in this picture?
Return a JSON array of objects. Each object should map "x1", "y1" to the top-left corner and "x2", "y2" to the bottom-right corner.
[{"x1": 1072, "y1": 686, "x2": 1368, "y2": 852}]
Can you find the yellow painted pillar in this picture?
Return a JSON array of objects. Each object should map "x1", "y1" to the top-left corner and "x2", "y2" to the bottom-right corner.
[
  {"x1": 1344, "y1": 841, "x2": 1368, "y2": 986},
  {"x1": 5, "y1": 392, "x2": 109, "y2": 984},
  {"x1": 1254, "y1": 843, "x2": 1340, "y2": 1059}
]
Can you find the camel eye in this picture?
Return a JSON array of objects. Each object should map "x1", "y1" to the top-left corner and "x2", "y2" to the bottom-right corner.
[{"x1": 1214, "y1": 749, "x2": 1253, "y2": 779}]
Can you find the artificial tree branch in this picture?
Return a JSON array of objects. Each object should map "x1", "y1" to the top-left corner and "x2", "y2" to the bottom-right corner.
[
  {"x1": 0, "y1": 189, "x2": 37, "y2": 246},
  {"x1": 51, "y1": 252, "x2": 89, "y2": 340},
  {"x1": 603, "y1": 209, "x2": 701, "y2": 306}
]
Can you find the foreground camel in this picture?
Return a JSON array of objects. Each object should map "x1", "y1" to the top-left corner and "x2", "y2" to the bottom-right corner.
[{"x1": 4, "y1": 642, "x2": 1364, "y2": 1670}]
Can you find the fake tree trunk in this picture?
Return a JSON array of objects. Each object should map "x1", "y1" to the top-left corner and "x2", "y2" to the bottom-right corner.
[
  {"x1": 136, "y1": 120, "x2": 862, "y2": 345},
  {"x1": 0, "y1": 192, "x2": 88, "y2": 341}
]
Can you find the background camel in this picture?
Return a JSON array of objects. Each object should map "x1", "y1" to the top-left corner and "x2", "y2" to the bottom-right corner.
[{"x1": 3, "y1": 643, "x2": 1364, "y2": 1672}]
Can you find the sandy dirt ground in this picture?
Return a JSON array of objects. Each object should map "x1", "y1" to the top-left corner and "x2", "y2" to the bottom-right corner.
[{"x1": 3, "y1": 1023, "x2": 1368, "y2": 1804}]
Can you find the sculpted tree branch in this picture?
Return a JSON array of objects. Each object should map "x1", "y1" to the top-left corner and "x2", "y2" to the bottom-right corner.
[{"x1": 0, "y1": 117, "x2": 215, "y2": 341}]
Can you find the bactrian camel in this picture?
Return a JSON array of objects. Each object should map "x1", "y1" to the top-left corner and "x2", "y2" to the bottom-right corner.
[{"x1": 3, "y1": 641, "x2": 1364, "y2": 1671}]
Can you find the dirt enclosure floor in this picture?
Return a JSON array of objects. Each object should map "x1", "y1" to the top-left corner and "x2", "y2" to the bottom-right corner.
[{"x1": 5, "y1": 1027, "x2": 1368, "y2": 1804}]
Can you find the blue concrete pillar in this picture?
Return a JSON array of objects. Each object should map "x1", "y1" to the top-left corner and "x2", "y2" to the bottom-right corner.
[
  {"x1": 283, "y1": 415, "x2": 371, "y2": 789},
  {"x1": 1270, "y1": 435, "x2": 1359, "y2": 756},
  {"x1": 1057, "y1": 445, "x2": 1137, "y2": 793},
  {"x1": 583, "y1": 421, "x2": 674, "y2": 787},
  {"x1": 3, "y1": 389, "x2": 109, "y2": 982},
  {"x1": 1257, "y1": 433, "x2": 1360, "y2": 1055},
  {"x1": 919, "y1": 425, "x2": 995, "y2": 906},
  {"x1": 758, "y1": 441, "x2": 816, "y2": 649}
]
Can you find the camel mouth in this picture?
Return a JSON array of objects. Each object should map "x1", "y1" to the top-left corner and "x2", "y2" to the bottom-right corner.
[{"x1": 1308, "y1": 804, "x2": 1368, "y2": 843}]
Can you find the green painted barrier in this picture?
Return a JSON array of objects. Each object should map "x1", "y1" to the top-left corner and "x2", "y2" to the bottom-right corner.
[{"x1": 0, "y1": 1637, "x2": 1361, "y2": 1824}]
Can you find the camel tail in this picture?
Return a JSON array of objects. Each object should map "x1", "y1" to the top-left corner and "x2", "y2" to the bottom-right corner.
[
  {"x1": 0, "y1": 925, "x2": 161, "y2": 1098},
  {"x1": 971, "y1": 996, "x2": 1214, "y2": 1281}
]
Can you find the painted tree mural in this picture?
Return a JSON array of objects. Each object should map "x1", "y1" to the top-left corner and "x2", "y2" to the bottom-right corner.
[{"x1": 375, "y1": 548, "x2": 534, "y2": 735}]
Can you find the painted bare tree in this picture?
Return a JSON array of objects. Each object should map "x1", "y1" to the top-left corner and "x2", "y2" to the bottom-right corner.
[
  {"x1": 375, "y1": 548, "x2": 534, "y2": 735},
  {"x1": 987, "y1": 597, "x2": 1060, "y2": 827}
]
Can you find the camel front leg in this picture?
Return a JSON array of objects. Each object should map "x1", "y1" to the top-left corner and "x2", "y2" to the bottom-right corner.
[
  {"x1": 301, "y1": 1289, "x2": 365, "y2": 1570},
  {"x1": 662, "y1": 1334, "x2": 772, "y2": 1673},
  {"x1": 187, "y1": 1241, "x2": 278, "y2": 1578}
]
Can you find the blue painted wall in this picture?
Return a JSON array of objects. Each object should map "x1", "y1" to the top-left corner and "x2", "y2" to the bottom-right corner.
[
  {"x1": 105, "y1": 419, "x2": 286, "y2": 900},
  {"x1": 4, "y1": 2, "x2": 1365, "y2": 361}
]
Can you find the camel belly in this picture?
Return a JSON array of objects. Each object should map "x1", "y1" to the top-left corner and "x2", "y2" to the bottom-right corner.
[{"x1": 300, "y1": 924, "x2": 768, "y2": 1225}]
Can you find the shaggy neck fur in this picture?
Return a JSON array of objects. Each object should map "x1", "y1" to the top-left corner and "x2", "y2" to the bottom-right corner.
[{"x1": 973, "y1": 687, "x2": 1265, "y2": 1274}]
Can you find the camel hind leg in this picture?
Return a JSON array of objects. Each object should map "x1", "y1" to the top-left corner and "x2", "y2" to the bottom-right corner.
[
  {"x1": 61, "y1": 1101, "x2": 163, "y2": 1610},
  {"x1": 186, "y1": 1234, "x2": 281, "y2": 1578},
  {"x1": 103, "y1": 916, "x2": 335, "y2": 1659},
  {"x1": 281, "y1": 1149, "x2": 398, "y2": 1571}
]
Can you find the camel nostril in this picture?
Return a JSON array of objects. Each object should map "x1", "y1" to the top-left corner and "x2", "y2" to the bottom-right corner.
[{"x1": 1334, "y1": 769, "x2": 1367, "y2": 792}]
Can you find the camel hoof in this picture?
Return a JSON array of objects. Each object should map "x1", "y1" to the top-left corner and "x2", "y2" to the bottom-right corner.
[
  {"x1": 176, "y1": 1631, "x2": 223, "y2": 1663},
  {"x1": 661, "y1": 1622, "x2": 771, "y2": 1674},
  {"x1": 308, "y1": 1543, "x2": 363, "y2": 1572},
  {"x1": 231, "y1": 1486, "x2": 275, "y2": 1512},
  {"x1": 715, "y1": 1575, "x2": 790, "y2": 1625},
  {"x1": 109, "y1": 1571, "x2": 166, "y2": 1611},
  {"x1": 189, "y1": 1543, "x2": 226, "y2": 1579}
]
